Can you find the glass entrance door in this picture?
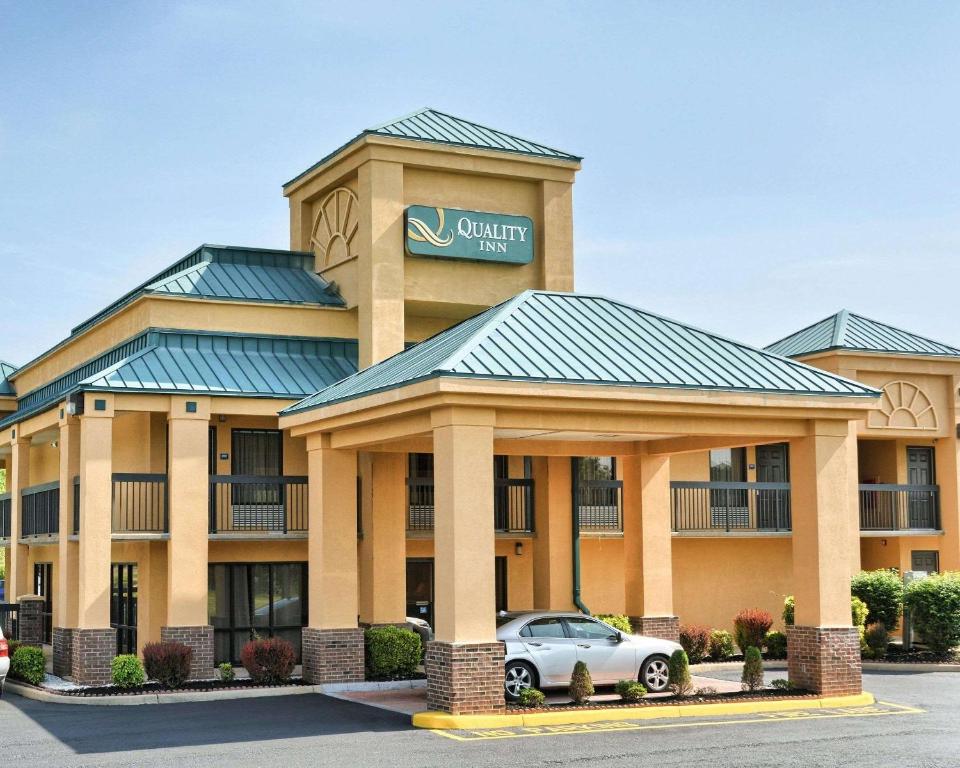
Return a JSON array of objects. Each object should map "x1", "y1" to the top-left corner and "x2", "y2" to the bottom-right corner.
[
  {"x1": 406, "y1": 558, "x2": 434, "y2": 628},
  {"x1": 111, "y1": 563, "x2": 138, "y2": 654},
  {"x1": 33, "y1": 563, "x2": 53, "y2": 644}
]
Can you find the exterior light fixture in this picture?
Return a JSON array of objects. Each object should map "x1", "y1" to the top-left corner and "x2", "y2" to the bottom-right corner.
[{"x1": 514, "y1": 541, "x2": 523, "y2": 556}]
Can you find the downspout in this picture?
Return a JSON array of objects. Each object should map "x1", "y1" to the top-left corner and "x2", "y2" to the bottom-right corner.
[{"x1": 571, "y1": 458, "x2": 590, "y2": 615}]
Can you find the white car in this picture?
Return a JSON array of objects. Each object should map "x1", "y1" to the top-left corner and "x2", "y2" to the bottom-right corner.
[
  {"x1": 496, "y1": 611, "x2": 682, "y2": 700},
  {"x1": 0, "y1": 627, "x2": 9, "y2": 695}
]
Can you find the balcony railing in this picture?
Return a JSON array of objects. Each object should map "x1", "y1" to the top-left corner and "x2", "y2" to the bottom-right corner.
[
  {"x1": 671, "y1": 481, "x2": 792, "y2": 533},
  {"x1": 406, "y1": 477, "x2": 535, "y2": 533},
  {"x1": 859, "y1": 484, "x2": 940, "y2": 531},
  {"x1": 112, "y1": 473, "x2": 168, "y2": 534},
  {"x1": 575, "y1": 482, "x2": 623, "y2": 533},
  {"x1": 0, "y1": 493, "x2": 10, "y2": 539},
  {"x1": 21, "y1": 482, "x2": 60, "y2": 538},
  {"x1": 209, "y1": 475, "x2": 308, "y2": 534},
  {"x1": 72, "y1": 476, "x2": 80, "y2": 535}
]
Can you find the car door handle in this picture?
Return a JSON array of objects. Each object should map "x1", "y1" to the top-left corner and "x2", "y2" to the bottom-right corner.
[
  {"x1": 527, "y1": 642, "x2": 543, "y2": 647},
  {"x1": 577, "y1": 643, "x2": 592, "y2": 648}
]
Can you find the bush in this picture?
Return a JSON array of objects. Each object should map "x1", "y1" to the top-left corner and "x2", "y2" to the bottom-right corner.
[
  {"x1": 218, "y1": 662, "x2": 235, "y2": 682},
  {"x1": 143, "y1": 641, "x2": 193, "y2": 689},
  {"x1": 240, "y1": 637, "x2": 296, "y2": 685},
  {"x1": 615, "y1": 679, "x2": 647, "y2": 702},
  {"x1": 784, "y1": 594, "x2": 870, "y2": 630},
  {"x1": 678, "y1": 624, "x2": 711, "y2": 663},
  {"x1": 741, "y1": 646, "x2": 764, "y2": 692},
  {"x1": 904, "y1": 572, "x2": 960, "y2": 655},
  {"x1": 111, "y1": 654, "x2": 145, "y2": 689},
  {"x1": 783, "y1": 596, "x2": 795, "y2": 627},
  {"x1": 708, "y1": 629, "x2": 735, "y2": 661},
  {"x1": 595, "y1": 614, "x2": 632, "y2": 634},
  {"x1": 864, "y1": 622, "x2": 890, "y2": 660},
  {"x1": 364, "y1": 626, "x2": 421, "y2": 679},
  {"x1": 734, "y1": 609, "x2": 773, "y2": 654},
  {"x1": 764, "y1": 631, "x2": 787, "y2": 659},
  {"x1": 771, "y1": 678, "x2": 795, "y2": 691},
  {"x1": 668, "y1": 649, "x2": 692, "y2": 696},
  {"x1": 10, "y1": 645, "x2": 45, "y2": 686},
  {"x1": 517, "y1": 687, "x2": 546, "y2": 708},
  {"x1": 569, "y1": 661, "x2": 594, "y2": 704},
  {"x1": 852, "y1": 569, "x2": 904, "y2": 631}
]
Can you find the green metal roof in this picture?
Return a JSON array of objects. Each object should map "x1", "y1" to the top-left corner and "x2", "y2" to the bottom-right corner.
[
  {"x1": 0, "y1": 330, "x2": 358, "y2": 430},
  {"x1": 72, "y1": 245, "x2": 343, "y2": 336},
  {"x1": 284, "y1": 291, "x2": 879, "y2": 415},
  {"x1": 765, "y1": 310, "x2": 960, "y2": 358},
  {"x1": 285, "y1": 108, "x2": 581, "y2": 187},
  {"x1": 0, "y1": 360, "x2": 17, "y2": 396}
]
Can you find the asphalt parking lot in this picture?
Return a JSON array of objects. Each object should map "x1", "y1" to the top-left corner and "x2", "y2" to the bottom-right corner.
[{"x1": 0, "y1": 669, "x2": 955, "y2": 767}]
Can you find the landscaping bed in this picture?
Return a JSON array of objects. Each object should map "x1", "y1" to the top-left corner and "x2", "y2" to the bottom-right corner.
[
  {"x1": 506, "y1": 687, "x2": 814, "y2": 713},
  {"x1": 17, "y1": 676, "x2": 310, "y2": 698}
]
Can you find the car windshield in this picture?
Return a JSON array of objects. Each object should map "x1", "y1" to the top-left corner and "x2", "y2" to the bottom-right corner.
[{"x1": 496, "y1": 615, "x2": 516, "y2": 627}]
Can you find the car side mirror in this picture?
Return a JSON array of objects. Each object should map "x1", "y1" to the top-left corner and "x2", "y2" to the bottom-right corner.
[{"x1": 611, "y1": 632, "x2": 623, "y2": 643}]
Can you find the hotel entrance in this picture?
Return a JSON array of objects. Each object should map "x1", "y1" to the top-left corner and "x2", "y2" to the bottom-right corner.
[{"x1": 406, "y1": 557, "x2": 509, "y2": 630}]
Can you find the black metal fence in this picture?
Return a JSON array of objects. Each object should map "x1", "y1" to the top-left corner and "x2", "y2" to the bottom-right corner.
[
  {"x1": 405, "y1": 477, "x2": 536, "y2": 533},
  {"x1": 0, "y1": 494, "x2": 10, "y2": 539},
  {"x1": 407, "y1": 477, "x2": 435, "y2": 531},
  {"x1": 112, "y1": 473, "x2": 168, "y2": 533},
  {"x1": 671, "y1": 481, "x2": 792, "y2": 532},
  {"x1": 21, "y1": 482, "x2": 60, "y2": 538},
  {"x1": 575, "y1": 481, "x2": 623, "y2": 532},
  {"x1": 72, "y1": 476, "x2": 80, "y2": 535},
  {"x1": 209, "y1": 475, "x2": 308, "y2": 533},
  {"x1": 859, "y1": 484, "x2": 940, "y2": 531},
  {"x1": 0, "y1": 603, "x2": 18, "y2": 640}
]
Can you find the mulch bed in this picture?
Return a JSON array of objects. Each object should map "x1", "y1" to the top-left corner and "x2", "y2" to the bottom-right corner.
[
  {"x1": 507, "y1": 688, "x2": 813, "y2": 713},
  {"x1": 871, "y1": 648, "x2": 959, "y2": 664},
  {"x1": 34, "y1": 678, "x2": 309, "y2": 697}
]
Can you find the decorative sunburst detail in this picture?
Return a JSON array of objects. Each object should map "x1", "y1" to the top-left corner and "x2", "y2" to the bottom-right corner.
[
  {"x1": 310, "y1": 187, "x2": 360, "y2": 270},
  {"x1": 868, "y1": 380, "x2": 939, "y2": 430}
]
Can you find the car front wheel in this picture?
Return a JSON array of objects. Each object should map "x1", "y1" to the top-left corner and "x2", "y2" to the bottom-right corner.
[
  {"x1": 640, "y1": 655, "x2": 670, "y2": 692},
  {"x1": 504, "y1": 661, "x2": 537, "y2": 701}
]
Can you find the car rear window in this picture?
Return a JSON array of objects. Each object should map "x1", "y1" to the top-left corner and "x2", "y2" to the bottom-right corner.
[{"x1": 519, "y1": 617, "x2": 567, "y2": 639}]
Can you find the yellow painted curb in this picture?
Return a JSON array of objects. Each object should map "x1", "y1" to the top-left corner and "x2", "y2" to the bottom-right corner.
[{"x1": 411, "y1": 692, "x2": 876, "y2": 730}]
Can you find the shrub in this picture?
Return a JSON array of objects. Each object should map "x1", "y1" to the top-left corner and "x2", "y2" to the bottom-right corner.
[
  {"x1": 7, "y1": 639, "x2": 23, "y2": 658},
  {"x1": 595, "y1": 614, "x2": 632, "y2": 634},
  {"x1": 864, "y1": 622, "x2": 890, "y2": 660},
  {"x1": 694, "y1": 685, "x2": 718, "y2": 695},
  {"x1": 904, "y1": 572, "x2": 960, "y2": 655},
  {"x1": 614, "y1": 679, "x2": 647, "y2": 702},
  {"x1": 734, "y1": 609, "x2": 773, "y2": 654},
  {"x1": 852, "y1": 569, "x2": 904, "y2": 631},
  {"x1": 240, "y1": 637, "x2": 296, "y2": 685},
  {"x1": 764, "y1": 631, "x2": 787, "y2": 659},
  {"x1": 741, "y1": 646, "x2": 764, "y2": 692},
  {"x1": 784, "y1": 594, "x2": 870, "y2": 630},
  {"x1": 111, "y1": 654, "x2": 145, "y2": 689},
  {"x1": 218, "y1": 662, "x2": 235, "y2": 682},
  {"x1": 568, "y1": 661, "x2": 594, "y2": 704},
  {"x1": 10, "y1": 645, "x2": 45, "y2": 686},
  {"x1": 517, "y1": 687, "x2": 546, "y2": 708},
  {"x1": 668, "y1": 649, "x2": 692, "y2": 696},
  {"x1": 678, "y1": 624, "x2": 711, "y2": 663},
  {"x1": 708, "y1": 629, "x2": 735, "y2": 661},
  {"x1": 771, "y1": 678, "x2": 795, "y2": 691},
  {"x1": 783, "y1": 596, "x2": 795, "y2": 627},
  {"x1": 143, "y1": 641, "x2": 192, "y2": 689},
  {"x1": 364, "y1": 626, "x2": 421, "y2": 679}
]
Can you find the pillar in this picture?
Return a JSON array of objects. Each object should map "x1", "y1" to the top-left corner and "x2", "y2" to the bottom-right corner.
[
  {"x1": 936, "y1": 375, "x2": 960, "y2": 571},
  {"x1": 53, "y1": 411, "x2": 80, "y2": 677},
  {"x1": 163, "y1": 396, "x2": 213, "y2": 679},
  {"x1": 788, "y1": 420, "x2": 862, "y2": 696},
  {"x1": 358, "y1": 452, "x2": 407, "y2": 626},
  {"x1": 7, "y1": 433, "x2": 30, "y2": 604},
  {"x1": 358, "y1": 159, "x2": 405, "y2": 368},
  {"x1": 425, "y1": 408, "x2": 504, "y2": 715},
  {"x1": 531, "y1": 456, "x2": 574, "y2": 610},
  {"x1": 302, "y1": 434, "x2": 363, "y2": 684},
  {"x1": 623, "y1": 451, "x2": 678, "y2": 641},
  {"x1": 17, "y1": 595, "x2": 46, "y2": 646},
  {"x1": 540, "y1": 180, "x2": 574, "y2": 292},
  {"x1": 73, "y1": 394, "x2": 115, "y2": 685}
]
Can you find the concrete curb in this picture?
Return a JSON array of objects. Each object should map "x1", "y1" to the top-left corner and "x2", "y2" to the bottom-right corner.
[
  {"x1": 3, "y1": 680, "x2": 324, "y2": 706},
  {"x1": 320, "y1": 679, "x2": 427, "y2": 693},
  {"x1": 412, "y1": 692, "x2": 876, "y2": 730},
  {"x1": 693, "y1": 660, "x2": 960, "y2": 674}
]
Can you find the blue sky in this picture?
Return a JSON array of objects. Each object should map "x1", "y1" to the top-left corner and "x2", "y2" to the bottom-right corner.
[{"x1": 2, "y1": 2, "x2": 960, "y2": 366}]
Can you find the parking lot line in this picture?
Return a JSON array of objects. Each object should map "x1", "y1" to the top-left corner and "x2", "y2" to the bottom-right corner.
[{"x1": 430, "y1": 701, "x2": 925, "y2": 742}]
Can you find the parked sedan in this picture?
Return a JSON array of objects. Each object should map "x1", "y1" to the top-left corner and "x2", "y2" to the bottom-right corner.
[
  {"x1": 496, "y1": 611, "x2": 682, "y2": 700},
  {"x1": 0, "y1": 627, "x2": 9, "y2": 695}
]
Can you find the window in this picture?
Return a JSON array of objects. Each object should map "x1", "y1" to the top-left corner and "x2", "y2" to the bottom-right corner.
[
  {"x1": 208, "y1": 562, "x2": 307, "y2": 665},
  {"x1": 519, "y1": 617, "x2": 567, "y2": 639},
  {"x1": 111, "y1": 563, "x2": 138, "y2": 654},
  {"x1": 565, "y1": 616, "x2": 617, "y2": 640},
  {"x1": 709, "y1": 448, "x2": 746, "y2": 482}
]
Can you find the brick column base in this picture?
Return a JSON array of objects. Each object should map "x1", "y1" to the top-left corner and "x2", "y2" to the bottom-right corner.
[
  {"x1": 424, "y1": 641, "x2": 505, "y2": 715},
  {"x1": 629, "y1": 616, "x2": 680, "y2": 642},
  {"x1": 72, "y1": 629, "x2": 115, "y2": 685},
  {"x1": 52, "y1": 627, "x2": 75, "y2": 678},
  {"x1": 787, "y1": 626, "x2": 862, "y2": 696},
  {"x1": 161, "y1": 625, "x2": 214, "y2": 680},
  {"x1": 17, "y1": 596, "x2": 46, "y2": 646},
  {"x1": 302, "y1": 628, "x2": 364, "y2": 684}
]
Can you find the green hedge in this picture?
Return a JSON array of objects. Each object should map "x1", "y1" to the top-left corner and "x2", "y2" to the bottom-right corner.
[
  {"x1": 11, "y1": 645, "x2": 45, "y2": 686},
  {"x1": 111, "y1": 655, "x2": 146, "y2": 689},
  {"x1": 364, "y1": 626, "x2": 421, "y2": 679},
  {"x1": 851, "y1": 569, "x2": 904, "y2": 631},
  {"x1": 904, "y1": 572, "x2": 960, "y2": 655}
]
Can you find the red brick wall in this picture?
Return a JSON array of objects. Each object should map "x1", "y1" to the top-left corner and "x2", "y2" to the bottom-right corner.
[
  {"x1": 161, "y1": 625, "x2": 214, "y2": 680},
  {"x1": 72, "y1": 629, "x2": 115, "y2": 685},
  {"x1": 425, "y1": 641, "x2": 505, "y2": 715},
  {"x1": 787, "y1": 625, "x2": 862, "y2": 696},
  {"x1": 302, "y1": 628, "x2": 364, "y2": 684},
  {"x1": 630, "y1": 616, "x2": 680, "y2": 643},
  {"x1": 52, "y1": 627, "x2": 74, "y2": 678}
]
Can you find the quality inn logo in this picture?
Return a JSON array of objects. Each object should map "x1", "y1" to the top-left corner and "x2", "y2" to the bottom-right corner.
[
  {"x1": 406, "y1": 207, "x2": 455, "y2": 248},
  {"x1": 405, "y1": 206, "x2": 533, "y2": 263}
]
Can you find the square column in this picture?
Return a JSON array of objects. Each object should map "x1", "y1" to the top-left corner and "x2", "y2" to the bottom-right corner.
[
  {"x1": 7, "y1": 433, "x2": 31, "y2": 603},
  {"x1": 302, "y1": 434, "x2": 363, "y2": 684},
  {"x1": 165, "y1": 397, "x2": 213, "y2": 679},
  {"x1": 531, "y1": 456, "x2": 574, "y2": 610},
  {"x1": 788, "y1": 420, "x2": 862, "y2": 696},
  {"x1": 74, "y1": 395, "x2": 115, "y2": 685},
  {"x1": 54, "y1": 412, "x2": 81, "y2": 677},
  {"x1": 622, "y1": 451, "x2": 678, "y2": 641},
  {"x1": 935, "y1": 374, "x2": 960, "y2": 571},
  {"x1": 358, "y1": 451, "x2": 407, "y2": 626},
  {"x1": 425, "y1": 408, "x2": 504, "y2": 715}
]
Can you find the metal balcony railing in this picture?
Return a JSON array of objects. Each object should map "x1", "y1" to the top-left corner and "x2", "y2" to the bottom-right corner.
[
  {"x1": 112, "y1": 473, "x2": 168, "y2": 534},
  {"x1": 21, "y1": 482, "x2": 60, "y2": 538},
  {"x1": 859, "y1": 484, "x2": 940, "y2": 531},
  {"x1": 0, "y1": 493, "x2": 10, "y2": 539},
  {"x1": 208, "y1": 475, "x2": 308, "y2": 534},
  {"x1": 575, "y1": 481, "x2": 623, "y2": 532},
  {"x1": 406, "y1": 477, "x2": 536, "y2": 533},
  {"x1": 671, "y1": 481, "x2": 792, "y2": 533}
]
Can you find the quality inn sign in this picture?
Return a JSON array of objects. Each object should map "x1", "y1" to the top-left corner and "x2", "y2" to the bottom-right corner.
[{"x1": 405, "y1": 205, "x2": 534, "y2": 264}]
